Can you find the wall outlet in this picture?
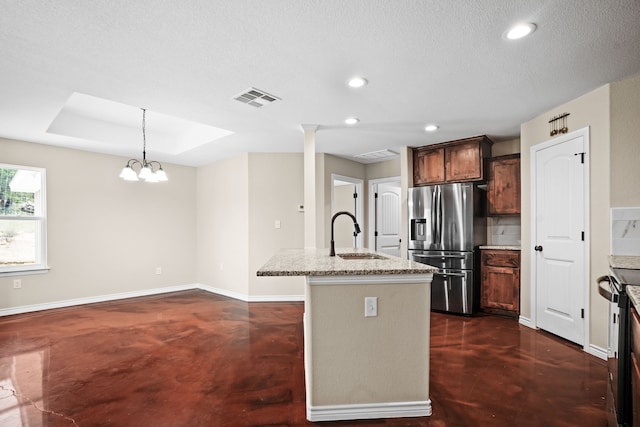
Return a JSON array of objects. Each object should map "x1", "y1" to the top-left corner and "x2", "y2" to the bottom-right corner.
[
  {"x1": 155, "y1": 267, "x2": 162, "y2": 275},
  {"x1": 13, "y1": 279, "x2": 22, "y2": 289},
  {"x1": 275, "y1": 220, "x2": 281, "y2": 229},
  {"x1": 365, "y1": 297, "x2": 377, "y2": 317}
]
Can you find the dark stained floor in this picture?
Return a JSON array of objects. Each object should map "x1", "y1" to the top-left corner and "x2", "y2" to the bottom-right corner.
[{"x1": 0, "y1": 290, "x2": 606, "y2": 426}]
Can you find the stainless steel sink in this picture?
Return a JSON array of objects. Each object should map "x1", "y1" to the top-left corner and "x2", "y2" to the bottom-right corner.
[{"x1": 337, "y1": 253, "x2": 387, "y2": 260}]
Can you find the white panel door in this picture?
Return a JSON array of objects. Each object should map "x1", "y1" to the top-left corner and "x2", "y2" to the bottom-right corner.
[
  {"x1": 376, "y1": 182, "x2": 401, "y2": 257},
  {"x1": 534, "y1": 132, "x2": 586, "y2": 345}
]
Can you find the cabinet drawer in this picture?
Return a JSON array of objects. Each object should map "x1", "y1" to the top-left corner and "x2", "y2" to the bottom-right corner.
[{"x1": 481, "y1": 250, "x2": 520, "y2": 268}]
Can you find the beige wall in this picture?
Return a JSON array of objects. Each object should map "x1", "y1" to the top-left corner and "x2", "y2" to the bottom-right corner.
[
  {"x1": 317, "y1": 154, "x2": 366, "y2": 248},
  {"x1": 520, "y1": 85, "x2": 610, "y2": 349},
  {"x1": 0, "y1": 138, "x2": 197, "y2": 311},
  {"x1": 365, "y1": 158, "x2": 400, "y2": 180},
  {"x1": 611, "y1": 73, "x2": 640, "y2": 207},
  {"x1": 492, "y1": 138, "x2": 521, "y2": 156},
  {"x1": 332, "y1": 184, "x2": 357, "y2": 248},
  {"x1": 247, "y1": 153, "x2": 305, "y2": 297},
  {"x1": 197, "y1": 153, "x2": 305, "y2": 299},
  {"x1": 196, "y1": 154, "x2": 250, "y2": 296}
]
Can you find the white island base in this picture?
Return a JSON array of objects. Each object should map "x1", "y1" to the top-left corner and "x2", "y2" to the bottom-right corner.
[{"x1": 304, "y1": 273, "x2": 432, "y2": 422}]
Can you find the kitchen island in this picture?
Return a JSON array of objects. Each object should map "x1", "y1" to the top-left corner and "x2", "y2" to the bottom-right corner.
[{"x1": 258, "y1": 248, "x2": 437, "y2": 422}]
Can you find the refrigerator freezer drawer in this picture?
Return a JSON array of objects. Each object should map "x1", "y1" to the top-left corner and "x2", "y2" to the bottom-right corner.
[
  {"x1": 431, "y1": 269, "x2": 474, "y2": 315},
  {"x1": 409, "y1": 250, "x2": 473, "y2": 270}
]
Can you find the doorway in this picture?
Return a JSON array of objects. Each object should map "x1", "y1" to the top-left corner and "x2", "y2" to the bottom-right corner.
[
  {"x1": 368, "y1": 177, "x2": 402, "y2": 257},
  {"x1": 331, "y1": 174, "x2": 363, "y2": 249},
  {"x1": 530, "y1": 127, "x2": 590, "y2": 346}
]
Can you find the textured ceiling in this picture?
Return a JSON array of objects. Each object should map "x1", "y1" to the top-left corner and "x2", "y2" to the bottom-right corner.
[{"x1": 1, "y1": 0, "x2": 640, "y2": 166}]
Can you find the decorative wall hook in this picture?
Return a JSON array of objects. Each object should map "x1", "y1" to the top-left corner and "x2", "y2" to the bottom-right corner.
[{"x1": 548, "y1": 113, "x2": 570, "y2": 137}]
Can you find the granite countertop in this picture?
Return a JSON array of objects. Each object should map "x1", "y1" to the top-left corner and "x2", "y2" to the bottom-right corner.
[
  {"x1": 611, "y1": 256, "x2": 640, "y2": 270},
  {"x1": 479, "y1": 245, "x2": 521, "y2": 251},
  {"x1": 628, "y1": 286, "x2": 640, "y2": 309},
  {"x1": 257, "y1": 248, "x2": 438, "y2": 277}
]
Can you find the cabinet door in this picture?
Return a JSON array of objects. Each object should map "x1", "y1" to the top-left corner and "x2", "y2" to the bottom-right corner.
[
  {"x1": 445, "y1": 142, "x2": 482, "y2": 182},
  {"x1": 488, "y1": 156, "x2": 521, "y2": 215},
  {"x1": 414, "y1": 147, "x2": 445, "y2": 185},
  {"x1": 481, "y1": 266, "x2": 520, "y2": 313}
]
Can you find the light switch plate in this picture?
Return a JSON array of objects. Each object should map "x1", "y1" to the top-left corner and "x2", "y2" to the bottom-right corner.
[{"x1": 365, "y1": 297, "x2": 377, "y2": 317}]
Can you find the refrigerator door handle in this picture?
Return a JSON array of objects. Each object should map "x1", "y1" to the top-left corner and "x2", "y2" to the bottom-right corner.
[
  {"x1": 430, "y1": 188, "x2": 437, "y2": 246},
  {"x1": 413, "y1": 254, "x2": 465, "y2": 260},
  {"x1": 435, "y1": 186, "x2": 442, "y2": 245},
  {"x1": 434, "y1": 272, "x2": 466, "y2": 278}
]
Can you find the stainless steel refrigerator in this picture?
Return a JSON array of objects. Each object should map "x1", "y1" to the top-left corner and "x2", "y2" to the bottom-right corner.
[{"x1": 408, "y1": 183, "x2": 486, "y2": 315}]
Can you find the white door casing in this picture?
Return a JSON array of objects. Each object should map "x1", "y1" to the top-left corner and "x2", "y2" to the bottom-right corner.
[
  {"x1": 368, "y1": 178, "x2": 401, "y2": 257},
  {"x1": 530, "y1": 127, "x2": 589, "y2": 347}
]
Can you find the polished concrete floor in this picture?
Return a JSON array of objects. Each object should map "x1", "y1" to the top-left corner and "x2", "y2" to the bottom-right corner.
[{"x1": 0, "y1": 290, "x2": 606, "y2": 426}]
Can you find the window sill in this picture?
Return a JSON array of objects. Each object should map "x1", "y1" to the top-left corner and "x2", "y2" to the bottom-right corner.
[{"x1": 0, "y1": 267, "x2": 50, "y2": 277}]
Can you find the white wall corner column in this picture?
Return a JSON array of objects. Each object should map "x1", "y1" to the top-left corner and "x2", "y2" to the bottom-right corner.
[
  {"x1": 302, "y1": 124, "x2": 319, "y2": 249},
  {"x1": 400, "y1": 146, "x2": 413, "y2": 259}
]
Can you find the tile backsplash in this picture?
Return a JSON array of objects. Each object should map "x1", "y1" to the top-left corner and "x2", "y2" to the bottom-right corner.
[
  {"x1": 612, "y1": 207, "x2": 640, "y2": 256},
  {"x1": 488, "y1": 216, "x2": 521, "y2": 246}
]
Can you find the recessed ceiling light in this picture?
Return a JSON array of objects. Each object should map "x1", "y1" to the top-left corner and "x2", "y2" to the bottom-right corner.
[
  {"x1": 505, "y1": 23, "x2": 537, "y2": 40},
  {"x1": 345, "y1": 117, "x2": 360, "y2": 125},
  {"x1": 424, "y1": 124, "x2": 439, "y2": 132},
  {"x1": 347, "y1": 77, "x2": 368, "y2": 88}
]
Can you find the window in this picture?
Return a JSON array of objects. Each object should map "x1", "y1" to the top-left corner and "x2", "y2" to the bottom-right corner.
[{"x1": 0, "y1": 164, "x2": 47, "y2": 275}]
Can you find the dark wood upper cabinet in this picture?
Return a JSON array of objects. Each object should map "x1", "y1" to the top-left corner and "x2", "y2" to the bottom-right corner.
[
  {"x1": 487, "y1": 154, "x2": 521, "y2": 216},
  {"x1": 413, "y1": 147, "x2": 445, "y2": 185},
  {"x1": 413, "y1": 135, "x2": 492, "y2": 186}
]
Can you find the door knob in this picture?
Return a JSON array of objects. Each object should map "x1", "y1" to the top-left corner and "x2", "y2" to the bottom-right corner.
[{"x1": 534, "y1": 245, "x2": 543, "y2": 252}]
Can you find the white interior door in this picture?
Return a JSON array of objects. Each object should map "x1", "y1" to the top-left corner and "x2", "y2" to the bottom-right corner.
[
  {"x1": 533, "y1": 129, "x2": 587, "y2": 346},
  {"x1": 374, "y1": 181, "x2": 401, "y2": 257}
]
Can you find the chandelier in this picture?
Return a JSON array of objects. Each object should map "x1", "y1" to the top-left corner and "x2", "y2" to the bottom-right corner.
[{"x1": 119, "y1": 108, "x2": 168, "y2": 182}]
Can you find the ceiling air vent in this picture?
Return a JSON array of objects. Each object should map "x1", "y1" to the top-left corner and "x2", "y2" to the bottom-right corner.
[
  {"x1": 354, "y1": 149, "x2": 399, "y2": 160},
  {"x1": 233, "y1": 87, "x2": 280, "y2": 108}
]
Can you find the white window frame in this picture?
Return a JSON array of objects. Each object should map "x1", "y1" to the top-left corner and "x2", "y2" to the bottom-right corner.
[{"x1": 0, "y1": 163, "x2": 48, "y2": 276}]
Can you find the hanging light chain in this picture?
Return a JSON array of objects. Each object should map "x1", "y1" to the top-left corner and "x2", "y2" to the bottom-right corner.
[{"x1": 141, "y1": 108, "x2": 147, "y2": 165}]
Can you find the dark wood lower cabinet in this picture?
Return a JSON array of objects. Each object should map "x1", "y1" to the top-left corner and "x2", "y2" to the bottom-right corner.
[
  {"x1": 481, "y1": 249, "x2": 520, "y2": 318},
  {"x1": 632, "y1": 308, "x2": 640, "y2": 427}
]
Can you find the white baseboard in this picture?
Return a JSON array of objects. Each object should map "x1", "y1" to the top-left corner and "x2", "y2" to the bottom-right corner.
[
  {"x1": 307, "y1": 400, "x2": 432, "y2": 422},
  {"x1": 588, "y1": 344, "x2": 607, "y2": 361},
  {"x1": 0, "y1": 283, "x2": 305, "y2": 317},
  {"x1": 518, "y1": 315, "x2": 536, "y2": 329},
  {"x1": 0, "y1": 284, "x2": 196, "y2": 317}
]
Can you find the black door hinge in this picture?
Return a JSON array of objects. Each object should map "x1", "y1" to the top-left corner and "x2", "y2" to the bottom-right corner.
[
  {"x1": 374, "y1": 231, "x2": 378, "y2": 237},
  {"x1": 574, "y1": 152, "x2": 585, "y2": 163},
  {"x1": 374, "y1": 192, "x2": 378, "y2": 199},
  {"x1": 581, "y1": 231, "x2": 585, "y2": 241},
  {"x1": 581, "y1": 308, "x2": 585, "y2": 319}
]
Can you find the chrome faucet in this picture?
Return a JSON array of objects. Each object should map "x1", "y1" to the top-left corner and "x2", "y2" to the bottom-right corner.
[{"x1": 330, "y1": 211, "x2": 361, "y2": 256}]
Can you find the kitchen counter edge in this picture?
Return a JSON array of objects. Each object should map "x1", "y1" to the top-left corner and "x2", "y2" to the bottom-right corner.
[
  {"x1": 257, "y1": 248, "x2": 438, "y2": 277},
  {"x1": 611, "y1": 255, "x2": 640, "y2": 270},
  {"x1": 479, "y1": 245, "x2": 521, "y2": 251}
]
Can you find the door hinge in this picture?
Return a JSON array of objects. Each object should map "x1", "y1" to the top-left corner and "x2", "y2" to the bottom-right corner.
[
  {"x1": 581, "y1": 308, "x2": 584, "y2": 319},
  {"x1": 374, "y1": 231, "x2": 378, "y2": 237},
  {"x1": 353, "y1": 192, "x2": 358, "y2": 199},
  {"x1": 374, "y1": 192, "x2": 378, "y2": 199},
  {"x1": 581, "y1": 231, "x2": 585, "y2": 241},
  {"x1": 574, "y1": 152, "x2": 585, "y2": 163}
]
